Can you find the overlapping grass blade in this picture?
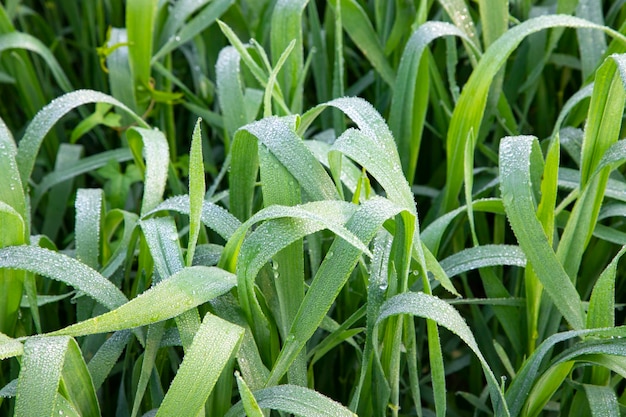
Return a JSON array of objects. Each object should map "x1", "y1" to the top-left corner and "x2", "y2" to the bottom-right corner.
[
  {"x1": 145, "y1": 195, "x2": 240, "y2": 240},
  {"x1": 16, "y1": 90, "x2": 147, "y2": 187},
  {"x1": 15, "y1": 336, "x2": 99, "y2": 417},
  {"x1": 225, "y1": 384, "x2": 357, "y2": 417},
  {"x1": 0, "y1": 32, "x2": 73, "y2": 93},
  {"x1": 155, "y1": 314, "x2": 243, "y2": 417},
  {"x1": 0, "y1": 246, "x2": 128, "y2": 311},
  {"x1": 557, "y1": 54, "x2": 626, "y2": 279},
  {"x1": 266, "y1": 196, "x2": 405, "y2": 386},
  {"x1": 376, "y1": 291, "x2": 509, "y2": 416},
  {"x1": 49, "y1": 265, "x2": 235, "y2": 337},
  {"x1": 327, "y1": 0, "x2": 395, "y2": 86},
  {"x1": 270, "y1": 0, "x2": 307, "y2": 113},
  {"x1": 499, "y1": 135, "x2": 585, "y2": 330},
  {"x1": 126, "y1": 127, "x2": 170, "y2": 216},
  {"x1": 389, "y1": 21, "x2": 474, "y2": 182},
  {"x1": 443, "y1": 14, "x2": 626, "y2": 213}
]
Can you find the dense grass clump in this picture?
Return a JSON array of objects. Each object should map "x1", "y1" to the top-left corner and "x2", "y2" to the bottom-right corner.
[{"x1": 3, "y1": 1, "x2": 626, "y2": 416}]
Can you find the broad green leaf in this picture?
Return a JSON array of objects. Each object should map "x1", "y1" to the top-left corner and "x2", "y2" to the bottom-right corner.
[
  {"x1": 225, "y1": 384, "x2": 357, "y2": 417},
  {"x1": 0, "y1": 246, "x2": 128, "y2": 310},
  {"x1": 155, "y1": 313, "x2": 243, "y2": 417},
  {"x1": 499, "y1": 135, "x2": 585, "y2": 330},
  {"x1": 375, "y1": 292, "x2": 509, "y2": 416},
  {"x1": 49, "y1": 266, "x2": 235, "y2": 337},
  {"x1": 16, "y1": 90, "x2": 147, "y2": 187}
]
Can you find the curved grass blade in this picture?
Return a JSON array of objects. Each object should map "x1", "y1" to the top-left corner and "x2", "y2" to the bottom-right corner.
[
  {"x1": 389, "y1": 21, "x2": 475, "y2": 182},
  {"x1": 145, "y1": 195, "x2": 240, "y2": 240},
  {"x1": 499, "y1": 135, "x2": 585, "y2": 330},
  {"x1": 225, "y1": 384, "x2": 357, "y2": 417},
  {"x1": 443, "y1": 14, "x2": 626, "y2": 213},
  {"x1": 216, "y1": 46, "x2": 248, "y2": 141},
  {"x1": 557, "y1": 54, "x2": 626, "y2": 279},
  {"x1": 266, "y1": 196, "x2": 405, "y2": 386},
  {"x1": 49, "y1": 266, "x2": 235, "y2": 337},
  {"x1": 16, "y1": 89, "x2": 147, "y2": 187},
  {"x1": 584, "y1": 384, "x2": 620, "y2": 417},
  {"x1": 126, "y1": 127, "x2": 170, "y2": 216},
  {"x1": 153, "y1": 0, "x2": 234, "y2": 62},
  {"x1": 376, "y1": 292, "x2": 509, "y2": 416},
  {"x1": 239, "y1": 117, "x2": 339, "y2": 202},
  {"x1": 439, "y1": 245, "x2": 526, "y2": 278},
  {"x1": 155, "y1": 313, "x2": 243, "y2": 417},
  {"x1": 32, "y1": 148, "x2": 134, "y2": 210},
  {"x1": 0, "y1": 32, "x2": 73, "y2": 92},
  {"x1": 15, "y1": 336, "x2": 99, "y2": 417},
  {"x1": 505, "y1": 326, "x2": 626, "y2": 417},
  {"x1": 0, "y1": 246, "x2": 128, "y2": 310}
]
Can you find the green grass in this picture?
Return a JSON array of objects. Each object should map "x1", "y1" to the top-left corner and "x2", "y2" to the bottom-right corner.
[{"x1": 2, "y1": 1, "x2": 626, "y2": 416}]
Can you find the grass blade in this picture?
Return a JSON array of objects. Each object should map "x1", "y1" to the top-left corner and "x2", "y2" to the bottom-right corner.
[
  {"x1": 155, "y1": 313, "x2": 243, "y2": 417},
  {"x1": 49, "y1": 266, "x2": 235, "y2": 337},
  {"x1": 187, "y1": 118, "x2": 205, "y2": 266},
  {"x1": 226, "y1": 384, "x2": 357, "y2": 417},
  {"x1": 443, "y1": 14, "x2": 626, "y2": 213},
  {"x1": 376, "y1": 292, "x2": 509, "y2": 416},
  {"x1": 0, "y1": 246, "x2": 128, "y2": 311},
  {"x1": 499, "y1": 135, "x2": 585, "y2": 330},
  {"x1": 16, "y1": 90, "x2": 147, "y2": 187}
]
